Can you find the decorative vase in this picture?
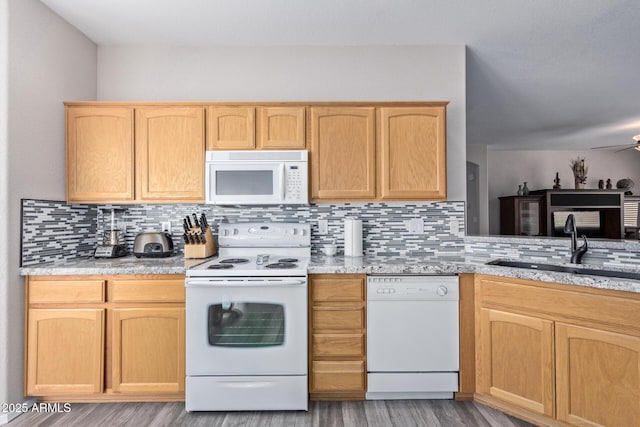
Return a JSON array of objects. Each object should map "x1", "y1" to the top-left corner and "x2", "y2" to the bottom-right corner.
[
  {"x1": 517, "y1": 185, "x2": 523, "y2": 196},
  {"x1": 522, "y1": 182, "x2": 530, "y2": 196},
  {"x1": 574, "y1": 177, "x2": 585, "y2": 190}
]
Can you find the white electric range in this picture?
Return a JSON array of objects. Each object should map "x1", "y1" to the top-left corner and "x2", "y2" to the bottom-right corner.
[{"x1": 185, "y1": 222, "x2": 310, "y2": 412}]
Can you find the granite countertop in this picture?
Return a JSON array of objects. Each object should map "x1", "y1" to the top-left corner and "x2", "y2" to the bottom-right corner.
[
  {"x1": 19, "y1": 255, "x2": 209, "y2": 276},
  {"x1": 308, "y1": 254, "x2": 640, "y2": 294},
  {"x1": 20, "y1": 253, "x2": 640, "y2": 294}
]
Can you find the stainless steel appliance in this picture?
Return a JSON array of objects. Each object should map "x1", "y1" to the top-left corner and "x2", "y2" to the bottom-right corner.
[
  {"x1": 185, "y1": 222, "x2": 310, "y2": 411},
  {"x1": 366, "y1": 275, "x2": 459, "y2": 400},
  {"x1": 205, "y1": 150, "x2": 308, "y2": 205},
  {"x1": 94, "y1": 209, "x2": 127, "y2": 258},
  {"x1": 133, "y1": 231, "x2": 174, "y2": 258}
]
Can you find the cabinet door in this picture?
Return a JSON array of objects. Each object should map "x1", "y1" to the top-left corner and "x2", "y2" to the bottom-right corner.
[
  {"x1": 111, "y1": 308, "x2": 185, "y2": 393},
  {"x1": 66, "y1": 107, "x2": 134, "y2": 202},
  {"x1": 477, "y1": 309, "x2": 554, "y2": 417},
  {"x1": 378, "y1": 107, "x2": 446, "y2": 200},
  {"x1": 27, "y1": 308, "x2": 104, "y2": 395},
  {"x1": 556, "y1": 323, "x2": 640, "y2": 427},
  {"x1": 207, "y1": 107, "x2": 255, "y2": 149},
  {"x1": 309, "y1": 107, "x2": 376, "y2": 201},
  {"x1": 257, "y1": 107, "x2": 305, "y2": 149},
  {"x1": 135, "y1": 107, "x2": 204, "y2": 202}
]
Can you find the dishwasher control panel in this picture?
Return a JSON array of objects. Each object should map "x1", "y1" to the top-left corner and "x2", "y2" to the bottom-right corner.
[{"x1": 367, "y1": 275, "x2": 459, "y2": 301}]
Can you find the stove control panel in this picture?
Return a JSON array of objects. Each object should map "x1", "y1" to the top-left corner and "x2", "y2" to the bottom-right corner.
[{"x1": 219, "y1": 222, "x2": 310, "y2": 247}]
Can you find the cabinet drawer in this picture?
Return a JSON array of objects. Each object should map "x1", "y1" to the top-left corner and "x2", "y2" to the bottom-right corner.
[
  {"x1": 312, "y1": 333, "x2": 365, "y2": 357},
  {"x1": 311, "y1": 277, "x2": 364, "y2": 302},
  {"x1": 29, "y1": 280, "x2": 105, "y2": 304},
  {"x1": 312, "y1": 306, "x2": 364, "y2": 330},
  {"x1": 108, "y1": 279, "x2": 185, "y2": 303},
  {"x1": 311, "y1": 361, "x2": 365, "y2": 392}
]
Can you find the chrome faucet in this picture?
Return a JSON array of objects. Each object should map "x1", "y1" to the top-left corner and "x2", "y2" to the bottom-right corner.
[{"x1": 564, "y1": 214, "x2": 588, "y2": 264}]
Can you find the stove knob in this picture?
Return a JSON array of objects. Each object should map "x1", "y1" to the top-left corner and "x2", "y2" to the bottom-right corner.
[
  {"x1": 436, "y1": 286, "x2": 448, "y2": 296},
  {"x1": 223, "y1": 229, "x2": 229, "y2": 236}
]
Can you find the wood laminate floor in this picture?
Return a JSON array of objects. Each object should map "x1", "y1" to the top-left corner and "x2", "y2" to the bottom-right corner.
[{"x1": 9, "y1": 400, "x2": 535, "y2": 427}]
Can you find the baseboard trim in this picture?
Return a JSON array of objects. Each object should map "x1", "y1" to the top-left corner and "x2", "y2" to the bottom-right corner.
[
  {"x1": 474, "y1": 394, "x2": 566, "y2": 427},
  {"x1": 0, "y1": 397, "x2": 37, "y2": 425}
]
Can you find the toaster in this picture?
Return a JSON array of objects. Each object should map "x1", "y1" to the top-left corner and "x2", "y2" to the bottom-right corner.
[{"x1": 133, "y1": 231, "x2": 174, "y2": 258}]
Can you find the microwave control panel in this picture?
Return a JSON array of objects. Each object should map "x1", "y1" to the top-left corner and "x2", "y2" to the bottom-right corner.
[{"x1": 284, "y1": 163, "x2": 307, "y2": 202}]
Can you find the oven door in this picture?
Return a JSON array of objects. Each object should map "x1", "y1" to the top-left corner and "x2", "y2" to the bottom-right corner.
[
  {"x1": 206, "y1": 162, "x2": 285, "y2": 205},
  {"x1": 185, "y1": 278, "x2": 307, "y2": 376}
]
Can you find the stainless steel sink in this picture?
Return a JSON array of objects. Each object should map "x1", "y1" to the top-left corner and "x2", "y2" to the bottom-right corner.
[
  {"x1": 486, "y1": 259, "x2": 578, "y2": 273},
  {"x1": 486, "y1": 259, "x2": 640, "y2": 281}
]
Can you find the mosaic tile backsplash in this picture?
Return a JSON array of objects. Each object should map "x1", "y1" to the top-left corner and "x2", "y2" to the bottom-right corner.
[
  {"x1": 22, "y1": 200, "x2": 466, "y2": 264},
  {"x1": 21, "y1": 199, "x2": 97, "y2": 266},
  {"x1": 21, "y1": 199, "x2": 640, "y2": 270},
  {"x1": 465, "y1": 236, "x2": 640, "y2": 269}
]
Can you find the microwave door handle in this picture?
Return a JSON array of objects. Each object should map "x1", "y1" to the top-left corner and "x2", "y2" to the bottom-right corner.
[{"x1": 279, "y1": 163, "x2": 286, "y2": 202}]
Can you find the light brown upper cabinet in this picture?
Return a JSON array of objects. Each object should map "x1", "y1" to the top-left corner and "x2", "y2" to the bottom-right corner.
[
  {"x1": 207, "y1": 107, "x2": 256, "y2": 150},
  {"x1": 135, "y1": 107, "x2": 205, "y2": 202},
  {"x1": 66, "y1": 105, "x2": 204, "y2": 203},
  {"x1": 66, "y1": 107, "x2": 134, "y2": 202},
  {"x1": 309, "y1": 107, "x2": 376, "y2": 201},
  {"x1": 257, "y1": 107, "x2": 306, "y2": 149},
  {"x1": 378, "y1": 106, "x2": 447, "y2": 200}
]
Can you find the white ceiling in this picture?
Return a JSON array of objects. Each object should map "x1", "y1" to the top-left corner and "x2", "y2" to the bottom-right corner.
[{"x1": 39, "y1": 0, "x2": 640, "y2": 150}]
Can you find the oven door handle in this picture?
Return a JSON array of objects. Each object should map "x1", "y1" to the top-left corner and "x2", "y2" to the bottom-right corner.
[{"x1": 186, "y1": 279, "x2": 306, "y2": 287}]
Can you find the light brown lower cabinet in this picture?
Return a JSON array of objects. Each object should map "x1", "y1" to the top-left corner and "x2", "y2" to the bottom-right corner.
[
  {"x1": 27, "y1": 308, "x2": 105, "y2": 395},
  {"x1": 555, "y1": 323, "x2": 640, "y2": 427},
  {"x1": 25, "y1": 275, "x2": 185, "y2": 402},
  {"x1": 308, "y1": 274, "x2": 367, "y2": 400},
  {"x1": 474, "y1": 274, "x2": 640, "y2": 427},
  {"x1": 111, "y1": 308, "x2": 185, "y2": 394},
  {"x1": 477, "y1": 308, "x2": 554, "y2": 417}
]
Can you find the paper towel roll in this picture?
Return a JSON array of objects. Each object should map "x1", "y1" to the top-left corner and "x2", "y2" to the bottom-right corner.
[{"x1": 344, "y1": 218, "x2": 363, "y2": 257}]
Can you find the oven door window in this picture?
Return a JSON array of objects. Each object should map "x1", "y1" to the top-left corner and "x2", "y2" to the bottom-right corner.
[{"x1": 207, "y1": 302, "x2": 284, "y2": 347}]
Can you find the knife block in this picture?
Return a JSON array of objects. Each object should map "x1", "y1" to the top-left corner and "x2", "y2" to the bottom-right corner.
[{"x1": 184, "y1": 226, "x2": 217, "y2": 259}]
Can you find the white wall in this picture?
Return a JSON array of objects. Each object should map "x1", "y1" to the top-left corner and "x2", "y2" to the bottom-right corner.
[
  {"x1": 2, "y1": 0, "x2": 96, "y2": 419},
  {"x1": 97, "y1": 45, "x2": 467, "y2": 201},
  {"x1": 487, "y1": 149, "x2": 640, "y2": 234},
  {"x1": 0, "y1": 0, "x2": 9, "y2": 412},
  {"x1": 466, "y1": 144, "x2": 489, "y2": 234}
]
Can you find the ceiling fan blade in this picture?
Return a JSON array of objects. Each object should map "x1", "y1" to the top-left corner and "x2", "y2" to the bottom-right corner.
[
  {"x1": 592, "y1": 143, "x2": 637, "y2": 150},
  {"x1": 615, "y1": 146, "x2": 638, "y2": 153}
]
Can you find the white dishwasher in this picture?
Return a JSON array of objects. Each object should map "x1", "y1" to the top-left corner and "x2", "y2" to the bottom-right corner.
[{"x1": 366, "y1": 275, "x2": 459, "y2": 400}]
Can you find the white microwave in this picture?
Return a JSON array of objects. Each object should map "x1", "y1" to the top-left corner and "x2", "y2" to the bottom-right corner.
[{"x1": 205, "y1": 150, "x2": 308, "y2": 205}]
